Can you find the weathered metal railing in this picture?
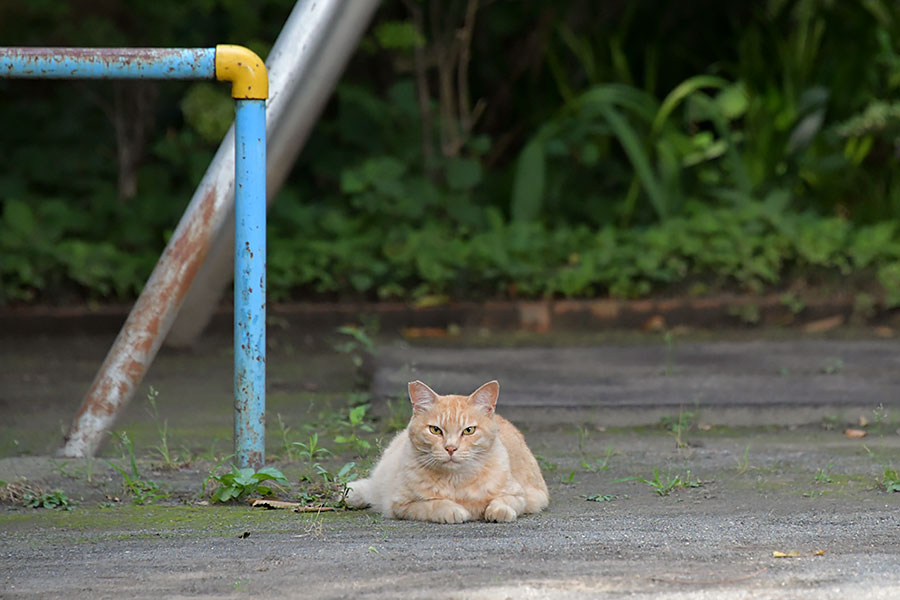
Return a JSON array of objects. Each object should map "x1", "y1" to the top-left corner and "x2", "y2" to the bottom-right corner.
[{"x1": 0, "y1": 45, "x2": 269, "y2": 468}]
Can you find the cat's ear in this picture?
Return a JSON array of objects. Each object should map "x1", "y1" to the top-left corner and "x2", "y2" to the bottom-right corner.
[
  {"x1": 469, "y1": 380, "x2": 499, "y2": 416},
  {"x1": 408, "y1": 380, "x2": 438, "y2": 414}
]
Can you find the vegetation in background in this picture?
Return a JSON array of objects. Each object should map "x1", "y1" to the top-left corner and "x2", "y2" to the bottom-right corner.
[{"x1": 4, "y1": 1, "x2": 900, "y2": 307}]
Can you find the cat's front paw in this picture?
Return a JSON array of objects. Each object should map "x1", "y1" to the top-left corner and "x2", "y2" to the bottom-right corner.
[
  {"x1": 432, "y1": 502, "x2": 471, "y2": 524},
  {"x1": 344, "y1": 479, "x2": 371, "y2": 508},
  {"x1": 484, "y1": 500, "x2": 517, "y2": 522}
]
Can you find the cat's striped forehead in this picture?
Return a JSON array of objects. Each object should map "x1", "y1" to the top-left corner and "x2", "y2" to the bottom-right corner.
[{"x1": 425, "y1": 395, "x2": 482, "y2": 430}]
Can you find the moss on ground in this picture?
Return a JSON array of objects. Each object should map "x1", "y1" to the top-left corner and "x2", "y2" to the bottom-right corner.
[{"x1": 0, "y1": 503, "x2": 365, "y2": 542}]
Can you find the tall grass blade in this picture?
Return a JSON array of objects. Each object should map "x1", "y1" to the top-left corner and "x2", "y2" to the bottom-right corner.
[{"x1": 597, "y1": 103, "x2": 669, "y2": 220}]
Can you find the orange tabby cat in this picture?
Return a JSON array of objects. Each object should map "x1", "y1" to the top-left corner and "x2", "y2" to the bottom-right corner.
[{"x1": 346, "y1": 380, "x2": 549, "y2": 523}]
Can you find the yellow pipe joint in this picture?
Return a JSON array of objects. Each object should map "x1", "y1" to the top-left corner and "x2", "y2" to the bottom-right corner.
[{"x1": 215, "y1": 44, "x2": 268, "y2": 99}]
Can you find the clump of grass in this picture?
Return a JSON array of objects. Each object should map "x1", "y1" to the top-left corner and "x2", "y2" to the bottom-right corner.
[
  {"x1": 144, "y1": 386, "x2": 185, "y2": 469},
  {"x1": 106, "y1": 431, "x2": 169, "y2": 505},
  {"x1": 580, "y1": 445, "x2": 617, "y2": 472},
  {"x1": 616, "y1": 469, "x2": 703, "y2": 496},
  {"x1": 659, "y1": 407, "x2": 699, "y2": 448}
]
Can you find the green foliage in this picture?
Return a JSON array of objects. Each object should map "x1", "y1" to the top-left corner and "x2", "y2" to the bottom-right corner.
[
  {"x1": 6, "y1": 1, "x2": 900, "y2": 306},
  {"x1": 25, "y1": 490, "x2": 74, "y2": 510},
  {"x1": 210, "y1": 466, "x2": 289, "y2": 503}
]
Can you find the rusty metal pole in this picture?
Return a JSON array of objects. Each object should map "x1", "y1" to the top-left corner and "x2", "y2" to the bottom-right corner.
[{"x1": 0, "y1": 45, "x2": 269, "y2": 459}]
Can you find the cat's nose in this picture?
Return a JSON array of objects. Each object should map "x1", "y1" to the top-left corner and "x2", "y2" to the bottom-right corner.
[{"x1": 445, "y1": 445, "x2": 457, "y2": 456}]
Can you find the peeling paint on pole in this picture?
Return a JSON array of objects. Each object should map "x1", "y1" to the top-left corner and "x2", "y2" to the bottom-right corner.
[
  {"x1": 0, "y1": 47, "x2": 216, "y2": 80},
  {"x1": 233, "y1": 98, "x2": 267, "y2": 469}
]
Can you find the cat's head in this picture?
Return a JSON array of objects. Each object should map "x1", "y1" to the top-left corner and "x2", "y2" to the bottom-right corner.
[{"x1": 406, "y1": 380, "x2": 500, "y2": 471}]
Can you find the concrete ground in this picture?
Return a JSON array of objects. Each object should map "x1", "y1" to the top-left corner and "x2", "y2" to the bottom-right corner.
[{"x1": 1, "y1": 326, "x2": 899, "y2": 599}]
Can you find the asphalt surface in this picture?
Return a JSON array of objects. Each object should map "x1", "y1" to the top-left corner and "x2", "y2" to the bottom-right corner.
[{"x1": 2, "y1": 330, "x2": 900, "y2": 599}]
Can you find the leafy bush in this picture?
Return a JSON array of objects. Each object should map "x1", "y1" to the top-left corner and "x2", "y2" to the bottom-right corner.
[{"x1": 5, "y1": 1, "x2": 900, "y2": 306}]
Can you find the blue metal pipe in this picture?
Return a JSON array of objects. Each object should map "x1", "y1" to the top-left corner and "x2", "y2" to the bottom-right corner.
[
  {"x1": 1, "y1": 46, "x2": 268, "y2": 468},
  {"x1": 0, "y1": 47, "x2": 216, "y2": 80},
  {"x1": 233, "y1": 98, "x2": 267, "y2": 469}
]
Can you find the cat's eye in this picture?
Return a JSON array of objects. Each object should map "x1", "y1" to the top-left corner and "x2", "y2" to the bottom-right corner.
[
  {"x1": 428, "y1": 425, "x2": 443, "y2": 436},
  {"x1": 462, "y1": 426, "x2": 476, "y2": 436}
]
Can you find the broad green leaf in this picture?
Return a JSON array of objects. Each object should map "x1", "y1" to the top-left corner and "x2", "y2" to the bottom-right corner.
[
  {"x1": 445, "y1": 157, "x2": 483, "y2": 191},
  {"x1": 233, "y1": 468, "x2": 257, "y2": 487},
  {"x1": 511, "y1": 139, "x2": 545, "y2": 222},
  {"x1": 3, "y1": 200, "x2": 36, "y2": 236},
  {"x1": 254, "y1": 466, "x2": 288, "y2": 483},
  {"x1": 597, "y1": 103, "x2": 669, "y2": 220},
  {"x1": 374, "y1": 21, "x2": 425, "y2": 50}
]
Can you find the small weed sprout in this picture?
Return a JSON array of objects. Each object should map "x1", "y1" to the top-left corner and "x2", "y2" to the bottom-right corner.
[
  {"x1": 660, "y1": 407, "x2": 699, "y2": 448},
  {"x1": 663, "y1": 330, "x2": 676, "y2": 375},
  {"x1": 25, "y1": 489, "x2": 74, "y2": 510},
  {"x1": 575, "y1": 424, "x2": 590, "y2": 455},
  {"x1": 334, "y1": 404, "x2": 375, "y2": 456},
  {"x1": 145, "y1": 386, "x2": 177, "y2": 468},
  {"x1": 333, "y1": 319, "x2": 378, "y2": 386},
  {"x1": 815, "y1": 463, "x2": 835, "y2": 484},
  {"x1": 585, "y1": 494, "x2": 615, "y2": 502},
  {"x1": 316, "y1": 462, "x2": 359, "y2": 505},
  {"x1": 580, "y1": 446, "x2": 617, "y2": 472},
  {"x1": 878, "y1": 469, "x2": 900, "y2": 493},
  {"x1": 871, "y1": 403, "x2": 890, "y2": 435},
  {"x1": 293, "y1": 433, "x2": 333, "y2": 480},
  {"x1": 864, "y1": 445, "x2": 900, "y2": 493},
  {"x1": 736, "y1": 444, "x2": 752, "y2": 474},
  {"x1": 298, "y1": 461, "x2": 361, "y2": 507},
  {"x1": 276, "y1": 413, "x2": 298, "y2": 461},
  {"x1": 535, "y1": 455, "x2": 559, "y2": 472},
  {"x1": 820, "y1": 358, "x2": 844, "y2": 375},
  {"x1": 201, "y1": 453, "x2": 236, "y2": 497},
  {"x1": 616, "y1": 469, "x2": 703, "y2": 496},
  {"x1": 106, "y1": 431, "x2": 169, "y2": 505}
]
